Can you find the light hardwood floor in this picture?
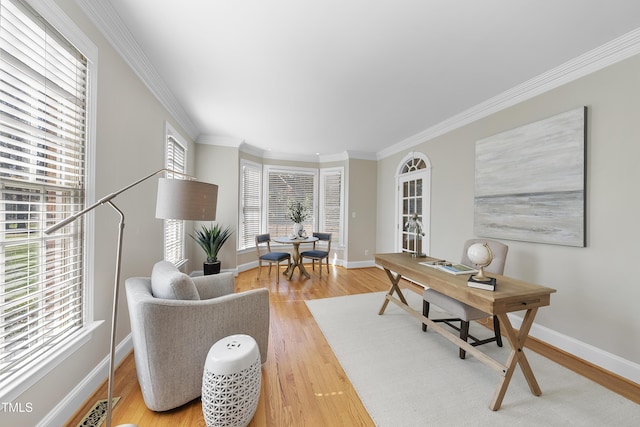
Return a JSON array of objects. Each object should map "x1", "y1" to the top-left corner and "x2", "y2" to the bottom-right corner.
[{"x1": 65, "y1": 265, "x2": 640, "y2": 426}]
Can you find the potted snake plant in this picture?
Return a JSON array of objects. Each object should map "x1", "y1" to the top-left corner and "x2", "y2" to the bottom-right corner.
[{"x1": 190, "y1": 223, "x2": 233, "y2": 275}]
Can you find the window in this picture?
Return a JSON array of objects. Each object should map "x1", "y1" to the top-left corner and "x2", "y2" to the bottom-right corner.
[
  {"x1": 239, "y1": 160, "x2": 261, "y2": 250},
  {"x1": 0, "y1": 0, "x2": 90, "y2": 397},
  {"x1": 238, "y1": 164, "x2": 345, "y2": 250},
  {"x1": 265, "y1": 166, "x2": 317, "y2": 238},
  {"x1": 319, "y1": 167, "x2": 344, "y2": 245},
  {"x1": 164, "y1": 127, "x2": 187, "y2": 266}
]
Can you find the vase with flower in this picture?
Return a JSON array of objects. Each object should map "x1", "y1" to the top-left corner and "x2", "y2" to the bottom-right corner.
[{"x1": 287, "y1": 199, "x2": 310, "y2": 238}]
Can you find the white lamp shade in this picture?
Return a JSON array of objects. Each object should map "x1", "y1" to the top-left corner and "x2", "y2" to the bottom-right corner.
[{"x1": 155, "y1": 178, "x2": 218, "y2": 221}]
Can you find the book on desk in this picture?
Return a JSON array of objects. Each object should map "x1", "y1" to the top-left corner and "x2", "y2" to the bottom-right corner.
[
  {"x1": 419, "y1": 261, "x2": 478, "y2": 275},
  {"x1": 467, "y1": 275, "x2": 497, "y2": 291}
]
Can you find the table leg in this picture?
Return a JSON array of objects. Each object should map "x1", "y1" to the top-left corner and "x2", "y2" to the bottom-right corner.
[
  {"x1": 490, "y1": 308, "x2": 541, "y2": 410},
  {"x1": 379, "y1": 268, "x2": 408, "y2": 315},
  {"x1": 285, "y1": 243, "x2": 311, "y2": 279}
]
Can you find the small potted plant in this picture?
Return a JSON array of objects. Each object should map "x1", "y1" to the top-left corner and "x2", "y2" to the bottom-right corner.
[
  {"x1": 287, "y1": 199, "x2": 310, "y2": 237},
  {"x1": 190, "y1": 223, "x2": 233, "y2": 275}
]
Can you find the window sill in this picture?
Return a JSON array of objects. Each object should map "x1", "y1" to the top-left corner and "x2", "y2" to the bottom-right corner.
[{"x1": 0, "y1": 320, "x2": 103, "y2": 403}]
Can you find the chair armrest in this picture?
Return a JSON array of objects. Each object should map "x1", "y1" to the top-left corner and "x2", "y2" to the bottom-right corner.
[{"x1": 192, "y1": 271, "x2": 235, "y2": 299}]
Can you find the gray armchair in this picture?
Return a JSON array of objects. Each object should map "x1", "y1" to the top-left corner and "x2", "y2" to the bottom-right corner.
[{"x1": 125, "y1": 261, "x2": 270, "y2": 411}]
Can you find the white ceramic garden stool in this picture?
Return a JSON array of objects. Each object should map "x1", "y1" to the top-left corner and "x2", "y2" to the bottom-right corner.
[{"x1": 202, "y1": 334, "x2": 261, "y2": 427}]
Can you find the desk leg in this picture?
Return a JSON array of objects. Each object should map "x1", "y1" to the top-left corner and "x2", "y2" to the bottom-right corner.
[
  {"x1": 379, "y1": 268, "x2": 408, "y2": 315},
  {"x1": 490, "y1": 308, "x2": 541, "y2": 410}
]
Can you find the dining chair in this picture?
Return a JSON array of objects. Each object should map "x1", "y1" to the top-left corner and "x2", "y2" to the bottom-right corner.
[
  {"x1": 300, "y1": 232, "x2": 332, "y2": 276},
  {"x1": 422, "y1": 239, "x2": 508, "y2": 359},
  {"x1": 255, "y1": 233, "x2": 291, "y2": 284}
]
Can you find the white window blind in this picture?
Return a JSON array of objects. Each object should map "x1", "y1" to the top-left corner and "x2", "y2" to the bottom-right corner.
[
  {"x1": 239, "y1": 160, "x2": 261, "y2": 250},
  {"x1": 266, "y1": 167, "x2": 316, "y2": 237},
  {"x1": 0, "y1": 0, "x2": 88, "y2": 391},
  {"x1": 164, "y1": 133, "x2": 186, "y2": 265},
  {"x1": 320, "y1": 168, "x2": 344, "y2": 244}
]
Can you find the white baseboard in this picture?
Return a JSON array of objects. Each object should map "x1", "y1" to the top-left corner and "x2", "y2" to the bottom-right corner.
[
  {"x1": 345, "y1": 260, "x2": 376, "y2": 269},
  {"x1": 507, "y1": 313, "x2": 640, "y2": 385},
  {"x1": 37, "y1": 334, "x2": 133, "y2": 427}
]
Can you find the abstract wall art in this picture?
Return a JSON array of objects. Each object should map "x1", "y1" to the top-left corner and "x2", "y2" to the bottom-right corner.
[{"x1": 474, "y1": 107, "x2": 587, "y2": 247}]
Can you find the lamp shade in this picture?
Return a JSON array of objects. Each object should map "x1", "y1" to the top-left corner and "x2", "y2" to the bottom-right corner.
[{"x1": 155, "y1": 178, "x2": 218, "y2": 221}]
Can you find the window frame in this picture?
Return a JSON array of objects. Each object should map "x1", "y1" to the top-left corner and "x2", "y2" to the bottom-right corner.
[
  {"x1": 263, "y1": 165, "x2": 318, "y2": 238},
  {"x1": 0, "y1": 0, "x2": 99, "y2": 403},
  {"x1": 163, "y1": 122, "x2": 188, "y2": 267},
  {"x1": 319, "y1": 167, "x2": 345, "y2": 246},
  {"x1": 238, "y1": 159, "x2": 262, "y2": 251}
]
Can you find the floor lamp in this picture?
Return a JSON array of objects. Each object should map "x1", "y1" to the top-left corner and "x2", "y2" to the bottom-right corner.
[{"x1": 44, "y1": 169, "x2": 218, "y2": 427}]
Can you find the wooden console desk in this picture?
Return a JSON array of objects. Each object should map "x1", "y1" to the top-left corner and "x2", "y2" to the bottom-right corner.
[{"x1": 375, "y1": 252, "x2": 556, "y2": 410}]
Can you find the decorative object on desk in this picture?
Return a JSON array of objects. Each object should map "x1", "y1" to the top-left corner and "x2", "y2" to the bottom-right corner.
[
  {"x1": 287, "y1": 199, "x2": 310, "y2": 237},
  {"x1": 44, "y1": 169, "x2": 218, "y2": 427},
  {"x1": 191, "y1": 223, "x2": 233, "y2": 275},
  {"x1": 467, "y1": 275, "x2": 496, "y2": 291},
  {"x1": 405, "y1": 212, "x2": 426, "y2": 257},
  {"x1": 467, "y1": 242, "x2": 493, "y2": 281}
]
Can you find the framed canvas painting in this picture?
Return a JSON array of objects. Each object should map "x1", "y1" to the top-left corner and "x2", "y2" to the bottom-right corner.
[{"x1": 474, "y1": 107, "x2": 586, "y2": 247}]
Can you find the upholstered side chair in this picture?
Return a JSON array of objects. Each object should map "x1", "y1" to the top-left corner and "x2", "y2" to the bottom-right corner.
[
  {"x1": 255, "y1": 233, "x2": 291, "y2": 284},
  {"x1": 125, "y1": 261, "x2": 270, "y2": 411},
  {"x1": 300, "y1": 232, "x2": 332, "y2": 276},
  {"x1": 422, "y1": 239, "x2": 508, "y2": 359}
]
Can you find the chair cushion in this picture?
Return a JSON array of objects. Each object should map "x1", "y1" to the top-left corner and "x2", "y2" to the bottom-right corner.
[
  {"x1": 260, "y1": 252, "x2": 290, "y2": 262},
  {"x1": 151, "y1": 260, "x2": 200, "y2": 300},
  {"x1": 301, "y1": 250, "x2": 329, "y2": 258},
  {"x1": 423, "y1": 288, "x2": 489, "y2": 321}
]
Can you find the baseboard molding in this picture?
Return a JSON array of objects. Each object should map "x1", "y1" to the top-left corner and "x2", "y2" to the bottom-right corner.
[
  {"x1": 507, "y1": 313, "x2": 640, "y2": 385},
  {"x1": 37, "y1": 334, "x2": 133, "y2": 427},
  {"x1": 345, "y1": 260, "x2": 376, "y2": 269}
]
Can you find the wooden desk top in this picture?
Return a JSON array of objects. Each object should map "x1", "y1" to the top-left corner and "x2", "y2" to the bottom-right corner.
[{"x1": 375, "y1": 252, "x2": 556, "y2": 315}]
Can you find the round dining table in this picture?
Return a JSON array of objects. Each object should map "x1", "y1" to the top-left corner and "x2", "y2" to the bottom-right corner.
[{"x1": 272, "y1": 235, "x2": 318, "y2": 279}]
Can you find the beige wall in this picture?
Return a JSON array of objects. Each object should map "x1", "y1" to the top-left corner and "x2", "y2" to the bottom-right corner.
[
  {"x1": 377, "y1": 53, "x2": 640, "y2": 372},
  {"x1": 192, "y1": 145, "x2": 240, "y2": 272},
  {"x1": 346, "y1": 159, "x2": 377, "y2": 264}
]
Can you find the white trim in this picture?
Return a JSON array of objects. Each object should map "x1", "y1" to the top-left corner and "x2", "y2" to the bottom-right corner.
[
  {"x1": 76, "y1": 0, "x2": 199, "y2": 140},
  {"x1": 377, "y1": 27, "x2": 640, "y2": 160},
  {"x1": 36, "y1": 334, "x2": 132, "y2": 427},
  {"x1": 345, "y1": 260, "x2": 376, "y2": 269},
  {"x1": 507, "y1": 313, "x2": 640, "y2": 385}
]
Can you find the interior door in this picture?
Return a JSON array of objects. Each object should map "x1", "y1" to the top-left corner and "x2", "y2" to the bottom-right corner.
[{"x1": 398, "y1": 162, "x2": 430, "y2": 256}]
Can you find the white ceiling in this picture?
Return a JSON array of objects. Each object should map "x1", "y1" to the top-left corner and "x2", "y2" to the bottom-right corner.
[{"x1": 101, "y1": 0, "x2": 640, "y2": 158}]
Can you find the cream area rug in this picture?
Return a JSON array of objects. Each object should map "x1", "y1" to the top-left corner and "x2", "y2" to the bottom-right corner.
[{"x1": 305, "y1": 291, "x2": 640, "y2": 426}]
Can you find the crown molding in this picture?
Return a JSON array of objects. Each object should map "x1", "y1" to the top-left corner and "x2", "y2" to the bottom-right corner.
[
  {"x1": 76, "y1": 0, "x2": 200, "y2": 140},
  {"x1": 197, "y1": 135, "x2": 244, "y2": 147},
  {"x1": 377, "y1": 26, "x2": 640, "y2": 160}
]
